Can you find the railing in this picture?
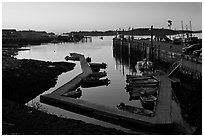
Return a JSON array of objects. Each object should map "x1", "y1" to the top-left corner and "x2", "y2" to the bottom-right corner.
[{"x1": 168, "y1": 60, "x2": 182, "y2": 77}]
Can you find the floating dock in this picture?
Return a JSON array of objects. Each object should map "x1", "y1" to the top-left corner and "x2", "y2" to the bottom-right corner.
[{"x1": 40, "y1": 53, "x2": 173, "y2": 127}]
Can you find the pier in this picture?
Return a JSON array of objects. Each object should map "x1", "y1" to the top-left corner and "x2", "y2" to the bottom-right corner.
[
  {"x1": 40, "y1": 53, "x2": 173, "y2": 127},
  {"x1": 113, "y1": 38, "x2": 202, "y2": 79}
]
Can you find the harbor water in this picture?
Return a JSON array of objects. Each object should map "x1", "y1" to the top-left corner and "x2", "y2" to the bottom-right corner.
[{"x1": 16, "y1": 36, "x2": 192, "y2": 134}]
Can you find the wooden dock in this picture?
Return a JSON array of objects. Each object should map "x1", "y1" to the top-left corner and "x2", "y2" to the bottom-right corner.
[
  {"x1": 153, "y1": 75, "x2": 172, "y2": 125},
  {"x1": 51, "y1": 53, "x2": 92, "y2": 96},
  {"x1": 40, "y1": 53, "x2": 173, "y2": 127}
]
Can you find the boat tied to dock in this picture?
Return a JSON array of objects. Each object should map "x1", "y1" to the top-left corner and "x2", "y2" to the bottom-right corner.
[
  {"x1": 62, "y1": 88, "x2": 82, "y2": 98},
  {"x1": 89, "y1": 62, "x2": 107, "y2": 69},
  {"x1": 117, "y1": 102, "x2": 154, "y2": 117}
]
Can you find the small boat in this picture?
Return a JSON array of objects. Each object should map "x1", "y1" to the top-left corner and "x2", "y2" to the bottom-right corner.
[
  {"x1": 126, "y1": 76, "x2": 152, "y2": 82},
  {"x1": 128, "y1": 87, "x2": 158, "y2": 100},
  {"x1": 65, "y1": 55, "x2": 80, "y2": 61},
  {"x1": 126, "y1": 74, "x2": 146, "y2": 79},
  {"x1": 128, "y1": 78, "x2": 159, "y2": 85},
  {"x1": 129, "y1": 92, "x2": 141, "y2": 100},
  {"x1": 140, "y1": 95, "x2": 157, "y2": 110},
  {"x1": 90, "y1": 67, "x2": 101, "y2": 72},
  {"x1": 117, "y1": 102, "x2": 154, "y2": 117},
  {"x1": 62, "y1": 88, "x2": 82, "y2": 98},
  {"x1": 83, "y1": 76, "x2": 99, "y2": 81},
  {"x1": 90, "y1": 71, "x2": 107, "y2": 78},
  {"x1": 81, "y1": 78, "x2": 110, "y2": 88},
  {"x1": 135, "y1": 59, "x2": 153, "y2": 72},
  {"x1": 86, "y1": 57, "x2": 91, "y2": 62},
  {"x1": 100, "y1": 37, "x2": 103, "y2": 40},
  {"x1": 89, "y1": 62, "x2": 107, "y2": 69},
  {"x1": 125, "y1": 82, "x2": 159, "y2": 90},
  {"x1": 133, "y1": 87, "x2": 158, "y2": 95}
]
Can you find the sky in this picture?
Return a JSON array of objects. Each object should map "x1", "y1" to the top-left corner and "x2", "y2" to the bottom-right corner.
[{"x1": 2, "y1": 2, "x2": 202, "y2": 34}]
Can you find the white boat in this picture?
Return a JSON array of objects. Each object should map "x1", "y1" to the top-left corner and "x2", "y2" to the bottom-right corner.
[{"x1": 135, "y1": 59, "x2": 153, "y2": 72}]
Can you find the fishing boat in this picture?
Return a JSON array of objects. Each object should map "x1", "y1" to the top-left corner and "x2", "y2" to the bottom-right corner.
[
  {"x1": 62, "y1": 88, "x2": 82, "y2": 98},
  {"x1": 117, "y1": 102, "x2": 154, "y2": 117},
  {"x1": 90, "y1": 71, "x2": 107, "y2": 78},
  {"x1": 89, "y1": 62, "x2": 107, "y2": 69},
  {"x1": 81, "y1": 78, "x2": 110, "y2": 88},
  {"x1": 140, "y1": 95, "x2": 157, "y2": 110}
]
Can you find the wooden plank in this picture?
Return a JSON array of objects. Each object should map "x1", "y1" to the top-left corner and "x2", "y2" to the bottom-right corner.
[
  {"x1": 153, "y1": 75, "x2": 172, "y2": 124},
  {"x1": 40, "y1": 93, "x2": 154, "y2": 126}
]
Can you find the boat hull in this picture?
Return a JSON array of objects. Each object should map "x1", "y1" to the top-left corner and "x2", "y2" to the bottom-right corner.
[
  {"x1": 81, "y1": 78, "x2": 110, "y2": 88},
  {"x1": 140, "y1": 95, "x2": 157, "y2": 110}
]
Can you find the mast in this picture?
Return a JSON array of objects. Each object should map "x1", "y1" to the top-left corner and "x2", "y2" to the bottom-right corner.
[
  {"x1": 181, "y1": 20, "x2": 184, "y2": 39},
  {"x1": 186, "y1": 25, "x2": 189, "y2": 39},
  {"x1": 189, "y1": 21, "x2": 192, "y2": 38}
]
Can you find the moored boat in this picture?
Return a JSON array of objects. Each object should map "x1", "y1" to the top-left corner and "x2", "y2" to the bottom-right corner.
[
  {"x1": 128, "y1": 87, "x2": 158, "y2": 100},
  {"x1": 81, "y1": 78, "x2": 110, "y2": 88},
  {"x1": 90, "y1": 66, "x2": 101, "y2": 72},
  {"x1": 65, "y1": 55, "x2": 80, "y2": 61},
  {"x1": 62, "y1": 88, "x2": 82, "y2": 98},
  {"x1": 128, "y1": 78, "x2": 159, "y2": 85},
  {"x1": 85, "y1": 57, "x2": 91, "y2": 62},
  {"x1": 125, "y1": 82, "x2": 159, "y2": 90},
  {"x1": 117, "y1": 102, "x2": 154, "y2": 117},
  {"x1": 90, "y1": 71, "x2": 107, "y2": 78},
  {"x1": 126, "y1": 76, "x2": 152, "y2": 83},
  {"x1": 89, "y1": 62, "x2": 107, "y2": 69},
  {"x1": 126, "y1": 74, "x2": 147, "y2": 79},
  {"x1": 135, "y1": 59, "x2": 153, "y2": 72},
  {"x1": 140, "y1": 95, "x2": 157, "y2": 110}
]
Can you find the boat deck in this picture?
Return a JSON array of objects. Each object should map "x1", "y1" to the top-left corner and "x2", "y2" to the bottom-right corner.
[{"x1": 40, "y1": 53, "x2": 172, "y2": 126}]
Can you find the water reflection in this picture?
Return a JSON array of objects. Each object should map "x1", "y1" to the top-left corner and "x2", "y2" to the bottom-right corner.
[
  {"x1": 16, "y1": 36, "x2": 191, "y2": 134},
  {"x1": 17, "y1": 36, "x2": 143, "y2": 133}
]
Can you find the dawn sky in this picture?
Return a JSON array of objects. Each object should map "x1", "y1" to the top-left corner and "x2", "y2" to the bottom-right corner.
[{"x1": 2, "y1": 2, "x2": 202, "y2": 34}]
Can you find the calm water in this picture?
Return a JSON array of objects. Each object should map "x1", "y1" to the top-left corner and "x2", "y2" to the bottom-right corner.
[
  {"x1": 16, "y1": 36, "x2": 144, "y2": 133},
  {"x1": 16, "y1": 36, "x2": 191, "y2": 134}
]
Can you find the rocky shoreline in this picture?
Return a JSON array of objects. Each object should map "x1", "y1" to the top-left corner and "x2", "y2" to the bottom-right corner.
[{"x1": 2, "y1": 49, "x2": 129, "y2": 135}]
